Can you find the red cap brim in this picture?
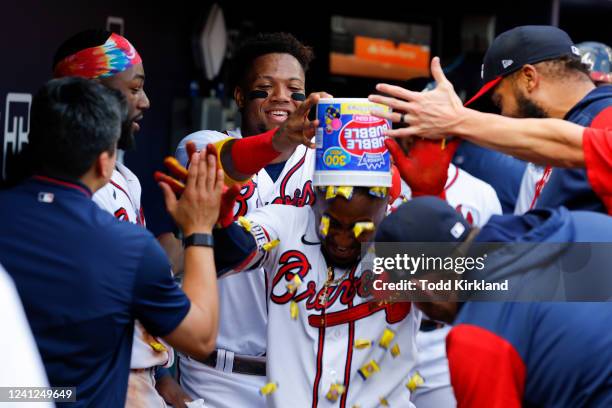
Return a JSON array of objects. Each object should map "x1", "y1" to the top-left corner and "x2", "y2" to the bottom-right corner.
[{"x1": 464, "y1": 76, "x2": 503, "y2": 107}]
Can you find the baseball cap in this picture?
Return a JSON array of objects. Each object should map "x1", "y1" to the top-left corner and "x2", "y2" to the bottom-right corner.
[
  {"x1": 465, "y1": 25, "x2": 581, "y2": 106},
  {"x1": 375, "y1": 197, "x2": 471, "y2": 243}
]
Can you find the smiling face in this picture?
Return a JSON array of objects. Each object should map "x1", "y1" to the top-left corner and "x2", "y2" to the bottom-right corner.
[
  {"x1": 234, "y1": 53, "x2": 305, "y2": 136},
  {"x1": 315, "y1": 189, "x2": 388, "y2": 268}
]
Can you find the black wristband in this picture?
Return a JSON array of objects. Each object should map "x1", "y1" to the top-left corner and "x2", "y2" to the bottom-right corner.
[{"x1": 183, "y1": 233, "x2": 214, "y2": 248}]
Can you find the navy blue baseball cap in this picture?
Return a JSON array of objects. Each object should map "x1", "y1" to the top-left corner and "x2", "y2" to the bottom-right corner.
[
  {"x1": 375, "y1": 197, "x2": 471, "y2": 243},
  {"x1": 465, "y1": 25, "x2": 582, "y2": 106}
]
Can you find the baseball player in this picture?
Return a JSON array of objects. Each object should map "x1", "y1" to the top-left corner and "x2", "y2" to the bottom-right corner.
[
  {"x1": 383, "y1": 136, "x2": 500, "y2": 407},
  {"x1": 172, "y1": 33, "x2": 502, "y2": 407},
  {"x1": 208, "y1": 183, "x2": 421, "y2": 408},
  {"x1": 377, "y1": 196, "x2": 612, "y2": 407},
  {"x1": 159, "y1": 121, "x2": 501, "y2": 408},
  {"x1": 53, "y1": 30, "x2": 190, "y2": 407},
  {"x1": 374, "y1": 26, "x2": 612, "y2": 214},
  {"x1": 173, "y1": 33, "x2": 320, "y2": 408},
  {"x1": 159, "y1": 100, "x2": 417, "y2": 407},
  {"x1": 514, "y1": 40, "x2": 612, "y2": 214}
]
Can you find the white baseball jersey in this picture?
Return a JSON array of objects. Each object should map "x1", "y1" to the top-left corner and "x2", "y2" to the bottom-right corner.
[
  {"x1": 394, "y1": 164, "x2": 502, "y2": 228},
  {"x1": 93, "y1": 162, "x2": 172, "y2": 370},
  {"x1": 514, "y1": 163, "x2": 552, "y2": 215},
  {"x1": 175, "y1": 129, "x2": 316, "y2": 355},
  {"x1": 176, "y1": 129, "x2": 316, "y2": 408},
  {"x1": 235, "y1": 204, "x2": 421, "y2": 408},
  {"x1": 94, "y1": 161, "x2": 145, "y2": 226}
]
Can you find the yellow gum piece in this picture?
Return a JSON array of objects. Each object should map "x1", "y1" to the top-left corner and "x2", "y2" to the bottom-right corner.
[
  {"x1": 336, "y1": 186, "x2": 354, "y2": 200},
  {"x1": 325, "y1": 186, "x2": 354, "y2": 200},
  {"x1": 379, "y1": 328, "x2": 396, "y2": 349},
  {"x1": 354, "y1": 339, "x2": 372, "y2": 349},
  {"x1": 286, "y1": 275, "x2": 303, "y2": 294},
  {"x1": 379, "y1": 397, "x2": 389, "y2": 406},
  {"x1": 237, "y1": 216, "x2": 252, "y2": 232},
  {"x1": 319, "y1": 215, "x2": 330, "y2": 237},
  {"x1": 326, "y1": 383, "x2": 346, "y2": 402},
  {"x1": 391, "y1": 343, "x2": 401, "y2": 358},
  {"x1": 369, "y1": 187, "x2": 388, "y2": 198},
  {"x1": 358, "y1": 360, "x2": 380, "y2": 379},
  {"x1": 149, "y1": 341, "x2": 167, "y2": 353},
  {"x1": 290, "y1": 301, "x2": 299, "y2": 320},
  {"x1": 406, "y1": 372, "x2": 425, "y2": 392},
  {"x1": 260, "y1": 382, "x2": 278, "y2": 396},
  {"x1": 262, "y1": 239, "x2": 280, "y2": 252},
  {"x1": 353, "y1": 221, "x2": 375, "y2": 238}
]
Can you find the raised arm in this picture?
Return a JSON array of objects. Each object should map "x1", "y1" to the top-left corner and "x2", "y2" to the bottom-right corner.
[
  {"x1": 368, "y1": 57, "x2": 586, "y2": 168},
  {"x1": 213, "y1": 92, "x2": 329, "y2": 183}
]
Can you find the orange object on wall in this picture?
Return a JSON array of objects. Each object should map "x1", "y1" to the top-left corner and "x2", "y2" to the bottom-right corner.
[{"x1": 354, "y1": 36, "x2": 430, "y2": 70}]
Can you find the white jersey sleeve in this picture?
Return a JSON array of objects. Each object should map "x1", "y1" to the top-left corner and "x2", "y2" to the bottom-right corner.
[
  {"x1": 229, "y1": 204, "x2": 311, "y2": 274},
  {"x1": 93, "y1": 162, "x2": 145, "y2": 225},
  {"x1": 175, "y1": 130, "x2": 237, "y2": 167}
]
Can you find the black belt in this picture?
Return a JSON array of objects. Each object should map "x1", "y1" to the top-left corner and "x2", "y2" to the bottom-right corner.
[{"x1": 198, "y1": 350, "x2": 266, "y2": 376}]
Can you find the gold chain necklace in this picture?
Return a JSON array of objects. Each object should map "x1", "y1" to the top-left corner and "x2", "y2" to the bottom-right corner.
[{"x1": 318, "y1": 266, "x2": 351, "y2": 328}]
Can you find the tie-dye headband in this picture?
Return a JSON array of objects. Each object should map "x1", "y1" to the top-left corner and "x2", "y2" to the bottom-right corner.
[{"x1": 53, "y1": 33, "x2": 142, "y2": 79}]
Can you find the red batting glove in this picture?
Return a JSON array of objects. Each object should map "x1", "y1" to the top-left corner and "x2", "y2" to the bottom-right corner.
[
  {"x1": 385, "y1": 137, "x2": 459, "y2": 199},
  {"x1": 389, "y1": 165, "x2": 402, "y2": 203},
  {"x1": 154, "y1": 171, "x2": 185, "y2": 195},
  {"x1": 155, "y1": 143, "x2": 218, "y2": 197},
  {"x1": 216, "y1": 184, "x2": 242, "y2": 228}
]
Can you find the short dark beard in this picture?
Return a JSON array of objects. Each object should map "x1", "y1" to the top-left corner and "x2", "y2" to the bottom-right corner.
[
  {"x1": 117, "y1": 119, "x2": 135, "y2": 150},
  {"x1": 515, "y1": 90, "x2": 549, "y2": 119}
]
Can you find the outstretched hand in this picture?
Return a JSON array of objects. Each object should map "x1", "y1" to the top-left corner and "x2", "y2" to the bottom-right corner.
[
  {"x1": 272, "y1": 91, "x2": 333, "y2": 152},
  {"x1": 368, "y1": 57, "x2": 466, "y2": 139}
]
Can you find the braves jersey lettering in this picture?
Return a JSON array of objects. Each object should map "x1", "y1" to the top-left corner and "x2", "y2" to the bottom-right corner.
[
  {"x1": 94, "y1": 162, "x2": 145, "y2": 226},
  {"x1": 114, "y1": 207, "x2": 129, "y2": 222},
  {"x1": 235, "y1": 180, "x2": 256, "y2": 217}
]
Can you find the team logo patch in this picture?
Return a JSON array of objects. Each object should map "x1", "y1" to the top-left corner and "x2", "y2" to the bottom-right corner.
[
  {"x1": 450, "y1": 222, "x2": 466, "y2": 239},
  {"x1": 37, "y1": 192, "x2": 54, "y2": 203}
]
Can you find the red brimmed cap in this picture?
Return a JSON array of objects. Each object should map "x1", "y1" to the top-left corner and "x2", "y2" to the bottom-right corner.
[{"x1": 465, "y1": 25, "x2": 580, "y2": 107}]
